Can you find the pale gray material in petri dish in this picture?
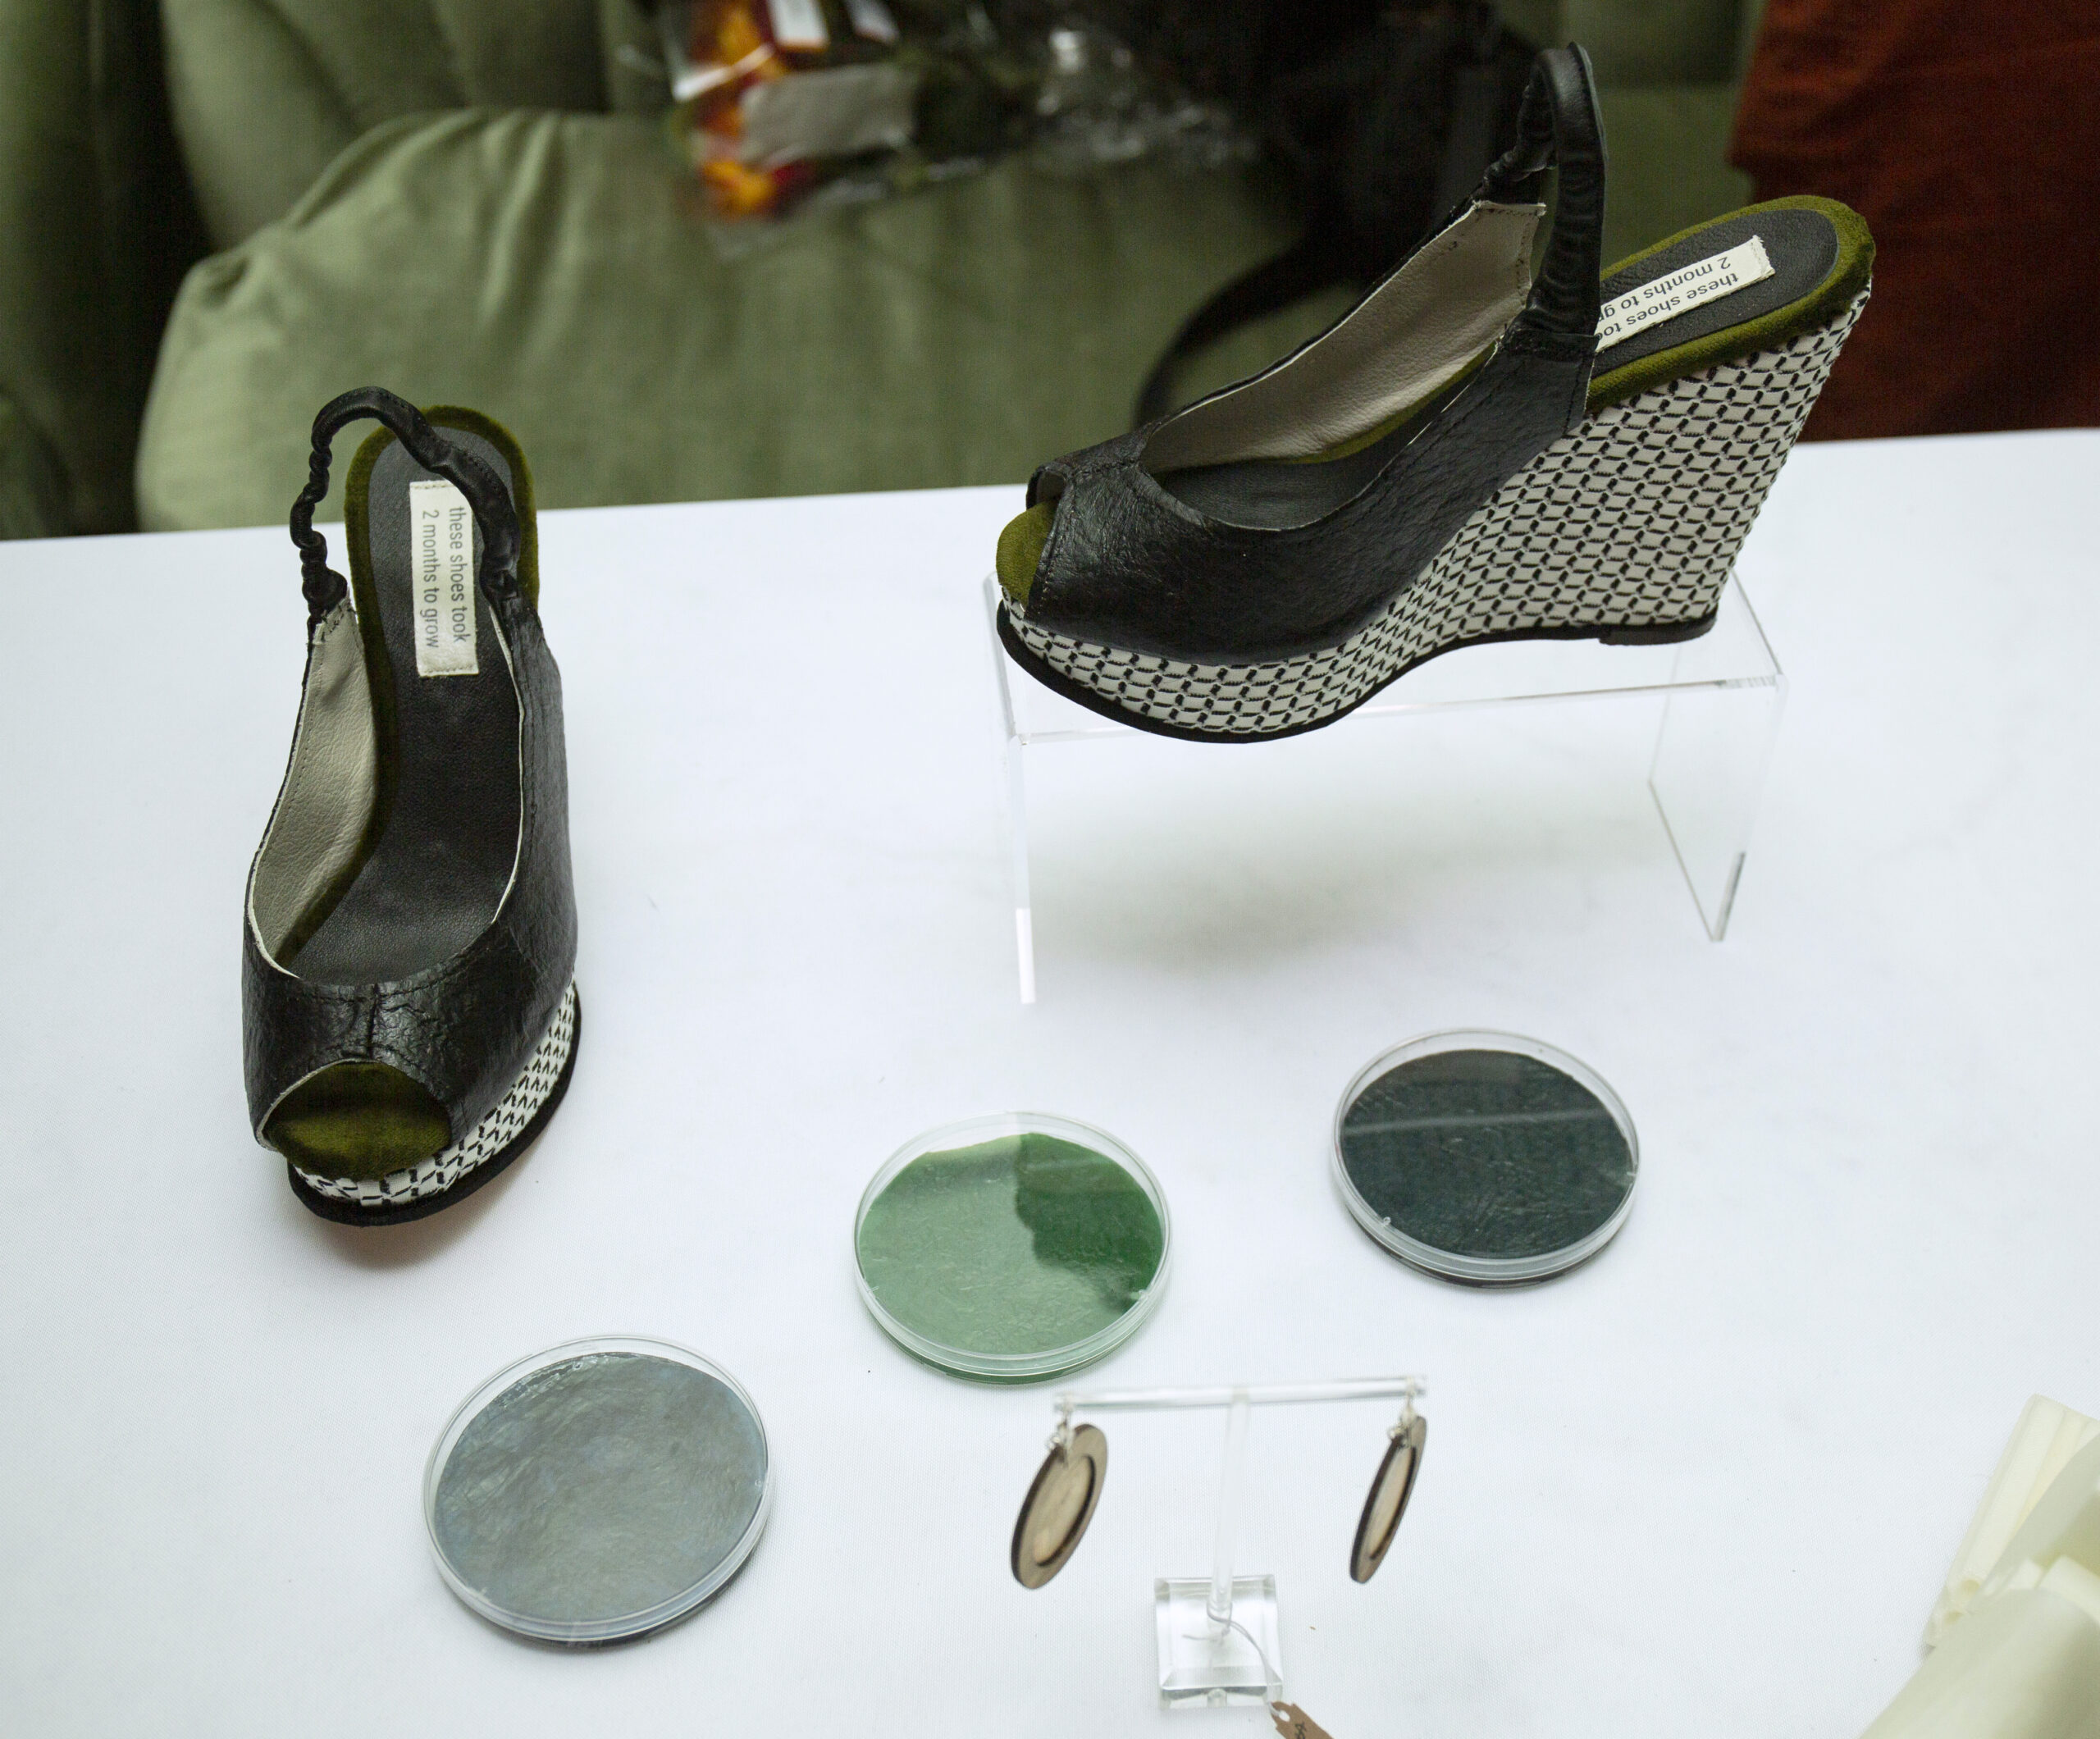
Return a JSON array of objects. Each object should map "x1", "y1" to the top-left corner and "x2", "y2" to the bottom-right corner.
[{"x1": 427, "y1": 1342, "x2": 770, "y2": 1642}]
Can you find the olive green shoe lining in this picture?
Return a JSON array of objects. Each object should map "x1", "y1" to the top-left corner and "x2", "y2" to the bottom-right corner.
[
  {"x1": 998, "y1": 502, "x2": 1054, "y2": 608},
  {"x1": 265, "y1": 1061, "x2": 450, "y2": 1184}
]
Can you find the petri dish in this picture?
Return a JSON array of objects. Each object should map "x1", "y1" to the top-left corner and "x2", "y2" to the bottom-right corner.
[
  {"x1": 424, "y1": 1335, "x2": 773, "y2": 1644},
  {"x1": 1333, "y1": 1031, "x2": 1637, "y2": 1285},
  {"x1": 853, "y1": 1112, "x2": 1171, "y2": 1382}
]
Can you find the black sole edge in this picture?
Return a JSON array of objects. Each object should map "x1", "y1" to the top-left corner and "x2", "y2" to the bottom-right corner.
[
  {"x1": 998, "y1": 603, "x2": 1719, "y2": 746},
  {"x1": 285, "y1": 992, "x2": 582, "y2": 1228}
]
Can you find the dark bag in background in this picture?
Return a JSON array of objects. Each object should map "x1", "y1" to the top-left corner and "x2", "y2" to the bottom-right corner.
[{"x1": 1128, "y1": 1, "x2": 1538, "y2": 422}]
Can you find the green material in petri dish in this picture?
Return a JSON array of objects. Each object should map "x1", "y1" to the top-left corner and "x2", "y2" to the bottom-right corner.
[
  {"x1": 1335, "y1": 1034, "x2": 1638, "y2": 1285},
  {"x1": 854, "y1": 1116, "x2": 1170, "y2": 1381}
]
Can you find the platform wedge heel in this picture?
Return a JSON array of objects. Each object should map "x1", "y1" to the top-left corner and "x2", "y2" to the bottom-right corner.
[
  {"x1": 994, "y1": 45, "x2": 1871, "y2": 744},
  {"x1": 242, "y1": 389, "x2": 579, "y2": 1225}
]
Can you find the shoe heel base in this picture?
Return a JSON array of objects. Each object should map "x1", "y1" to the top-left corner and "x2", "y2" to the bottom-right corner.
[{"x1": 1598, "y1": 609, "x2": 1719, "y2": 647}]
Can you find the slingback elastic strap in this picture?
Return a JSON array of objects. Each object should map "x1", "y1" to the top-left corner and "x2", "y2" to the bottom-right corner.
[
  {"x1": 1479, "y1": 44, "x2": 1605, "y2": 340},
  {"x1": 289, "y1": 387, "x2": 522, "y2": 628}
]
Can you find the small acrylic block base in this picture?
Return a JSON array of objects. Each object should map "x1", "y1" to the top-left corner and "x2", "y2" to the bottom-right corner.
[{"x1": 1154, "y1": 1576, "x2": 1282, "y2": 1709}]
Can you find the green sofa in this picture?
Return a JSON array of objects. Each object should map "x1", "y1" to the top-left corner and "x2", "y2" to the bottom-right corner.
[{"x1": 0, "y1": 0, "x2": 1760, "y2": 540}]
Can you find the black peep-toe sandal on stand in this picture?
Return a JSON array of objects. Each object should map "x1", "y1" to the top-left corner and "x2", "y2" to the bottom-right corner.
[
  {"x1": 994, "y1": 43, "x2": 1872, "y2": 743},
  {"x1": 243, "y1": 389, "x2": 579, "y2": 1225}
]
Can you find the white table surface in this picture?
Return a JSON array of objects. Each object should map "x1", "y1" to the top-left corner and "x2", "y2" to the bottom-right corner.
[{"x1": 3, "y1": 428, "x2": 2097, "y2": 1737}]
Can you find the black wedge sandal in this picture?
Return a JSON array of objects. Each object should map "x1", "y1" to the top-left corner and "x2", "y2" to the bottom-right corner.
[
  {"x1": 243, "y1": 389, "x2": 579, "y2": 1225},
  {"x1": 995, "y1": 43, "x2": 1872, "y2": 743}
]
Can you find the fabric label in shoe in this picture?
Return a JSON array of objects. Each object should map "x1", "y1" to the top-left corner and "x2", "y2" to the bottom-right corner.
[
  {"x1": 1596, "y1": 235, "x2": 1774, "y2": 352},
  {"x1": 409, "y1": 477, "x2": 479, "y2": 678}
]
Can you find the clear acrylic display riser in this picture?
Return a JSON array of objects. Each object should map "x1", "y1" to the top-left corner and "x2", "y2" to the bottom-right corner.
[{"x1": 984, "y1": 573, "x2": 1786, "y2": 1002}]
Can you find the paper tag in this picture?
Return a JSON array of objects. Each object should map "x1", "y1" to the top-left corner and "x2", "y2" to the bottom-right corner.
[
  {"x1": 1596, "y1": 235, "x2": 1774, "y2": 351},
  {"x1": 409, "y1": 478, "x2": 478, "y2": 678},
  {"x1": 845, "y1": 0, "x2": 899, "y2": 41},
  {"x1": 766, "y1": 0, "x2": 829, "y2": 50},
  {"x1": 1270, "y1": 1703, "x2": 1337, "y2": 1739}
]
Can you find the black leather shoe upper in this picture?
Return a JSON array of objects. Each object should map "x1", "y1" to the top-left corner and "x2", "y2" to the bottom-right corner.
[
  {"x1": 1479, "y1": 43, "x2": 1604, "y2": 345},
  {"x1": 244, "y1": 390, "x2": 576, "y2": 1156},
  {"x1": 1015, "y1": 46, "x2": 1606, "y2": 667}
]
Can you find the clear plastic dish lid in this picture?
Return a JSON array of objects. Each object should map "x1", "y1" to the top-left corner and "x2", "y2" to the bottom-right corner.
[
  {"x1": 1332, "y1": 1031, "x2": 1638, "y2": 1285},
  {"x1": 424, "y1": 1335, "x2": 773, "y2": 1644},
  {"x1": 853, "y1": 1111, "x2": 1171, "y2": 1382}
]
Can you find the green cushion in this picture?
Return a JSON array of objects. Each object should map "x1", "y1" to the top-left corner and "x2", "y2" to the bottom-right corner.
[
  {"x1": 138, "y1": 110, "x2": 1300, "y2": 529},
  {"x1": 598, "y1": 0, "x2": 668, "y2": 116},
  {"x1": 1596, "y1": 83, "x2": 1752, "y2": 266},
  {"x1": 1565, "y1": 0, "x2": 1743, "y2": 84},
  {"x1": 0, "y1": 0, "x2": 184, "y2": 536},
  {"x1": 0, "y1": 389, "x2": 72, "y2": 540},
  {"x1": 162, "y1": 0, "x2": 608, "y2": 246}
]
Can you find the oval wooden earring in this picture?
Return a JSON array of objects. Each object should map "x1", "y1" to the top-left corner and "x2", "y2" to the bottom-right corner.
[
  {"x1": 1349, "y1": 1409, "x2": 1426, "y2": 1583},
  {"x1": 1011, "y1": 1422, "x2": 1107, "y2": 1589}
]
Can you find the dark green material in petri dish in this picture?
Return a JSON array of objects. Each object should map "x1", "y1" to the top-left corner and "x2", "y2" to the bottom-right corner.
[
  {"x1": 1336, "y1": 1042, "x2": 1637, "y2": 1283},
  {"x1": 856, "y1": 1125, "x2": 1167, "y2": 1379}
]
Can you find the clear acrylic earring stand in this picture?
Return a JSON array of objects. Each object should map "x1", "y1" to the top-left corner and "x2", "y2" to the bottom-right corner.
[
  {"x1": 986, "y1": 573, "x2": 1786, "y2": 1002},
  {"x1": 1050, "y1": 1376, "x2": 1426, "y2": 1709}
]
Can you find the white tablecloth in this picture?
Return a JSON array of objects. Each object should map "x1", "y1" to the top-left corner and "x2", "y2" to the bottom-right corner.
[{"x1": 2, "y1": 428, "x2": 2096, "y2": 1736}]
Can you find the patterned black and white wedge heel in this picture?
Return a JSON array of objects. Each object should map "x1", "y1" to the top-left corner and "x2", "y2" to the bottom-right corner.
[
  {"x1": 243, "y1": 389, "x2": 579, "y2": 1226},
  {"x1": 994, "y1": 44, "x2": 1872, "y2": 744}
]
